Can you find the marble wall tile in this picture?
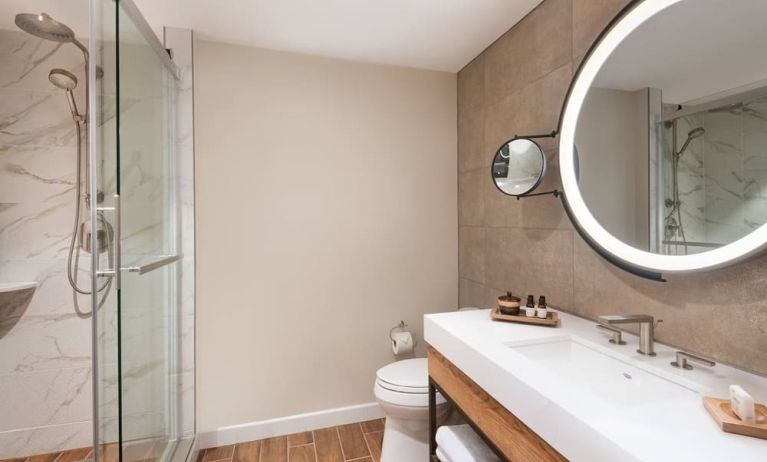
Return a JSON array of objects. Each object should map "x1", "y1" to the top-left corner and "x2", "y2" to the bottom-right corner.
[
  {"x1": 0, "y1": 26, "x2": 96, "y2": 458},
  {"x1": 704, "y1": 109, "x2": 745, "y2": 244},
  {"x1": 0, "y1": 367, "x2": 92, "y2": 432},
  {"x1": 0, "y1": 421, "x2": 92, "y2": 459},
  {"x1": 457, "y1": 0, "x2": 767, "y2": 375}
]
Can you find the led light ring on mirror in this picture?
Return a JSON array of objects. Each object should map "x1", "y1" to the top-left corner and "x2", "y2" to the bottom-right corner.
[{"x1": 559, "y1": 0, "x2": 767, "y2": 274}]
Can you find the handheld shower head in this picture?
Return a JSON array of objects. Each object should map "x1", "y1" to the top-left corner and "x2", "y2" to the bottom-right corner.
[
  {"x1": 677, "y1": 127, "x2": 705, "y2": 157},
  {"x1": 688, "y1": 127, "x2": 706, "y2": 139},
  {"x1": 15, "y1": 13, "x2": 76, "y2": 43},
  {"x1": 49, "y1": 69, "x2": 80, "y2": 119},
  {"x1": 49, "y1": 68, "x2": 78, "y2": 90}
]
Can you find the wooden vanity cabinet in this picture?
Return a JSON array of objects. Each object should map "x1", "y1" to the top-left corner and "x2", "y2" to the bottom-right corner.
[{"x1": 427, "y1": 346, "x2": 567, "y2": 462}]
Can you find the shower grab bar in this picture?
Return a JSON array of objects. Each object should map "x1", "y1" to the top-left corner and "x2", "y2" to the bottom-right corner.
[
  {"x1": 661, "y1": 240, "x2": 723, "y2": 248},
  {"x1": 123, "y1": 254, "x2": 183, "y2": 275}
]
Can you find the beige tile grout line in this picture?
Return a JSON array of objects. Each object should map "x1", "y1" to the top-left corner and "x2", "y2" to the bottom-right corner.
[
  {"x1": 335, "y1": 426, "x2": 348, "y2": 461},
  {"x1": 311, "y1": 431, "x2": 319, "y2": 462},
  {"x1": 311, "y1": 432, "x2": 319, "y2": 462},
  {"x1": 359, "y1": 423, "x2": 374, "y2": 462}
]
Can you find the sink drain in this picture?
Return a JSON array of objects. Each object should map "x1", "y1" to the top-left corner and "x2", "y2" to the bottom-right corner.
[{"x1": 623, "y1": 372, "x2": 633, "y2": 380}]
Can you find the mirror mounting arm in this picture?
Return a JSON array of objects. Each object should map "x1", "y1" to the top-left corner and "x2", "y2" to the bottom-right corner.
[
  {"x1": 511, "y1": 130, "x2": 558, "y2": 141},
  {"x1": 515, "y1": 189, "x2": 560, "y2": 200}
]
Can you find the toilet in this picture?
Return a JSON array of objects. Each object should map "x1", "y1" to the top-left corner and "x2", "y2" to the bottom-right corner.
[{"x1": 374, "y1": 358, "x2": 449, "y2": 462}]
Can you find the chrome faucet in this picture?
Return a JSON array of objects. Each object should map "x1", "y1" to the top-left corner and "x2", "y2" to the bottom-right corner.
[{"x1": 598, "y1": 314, "x2": 656, "y2": 356}]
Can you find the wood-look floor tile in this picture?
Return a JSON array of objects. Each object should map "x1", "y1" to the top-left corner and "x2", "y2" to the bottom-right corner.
[
  {"x1": 336, "y1": 424, "x2": 369, "y2": 460},
  {"x1": 0, "y1": 458, "x2": 26, "y2": 462},
  {"x1": 359, "y1": 420, "x2": 384, "y2": 434},
  {"x1": 100, "y1": 443, "x2": 120, "y2": 462},
  {"x1": 344, "y1": 458, "x2": 371, "y2": 462},
  {"x1": 56, "y1": 448, "x2": 92, "y2": 462},
  {"x1": 287, "y1": 445, "x2": 315, "y2": 462},
  {"x1": 233, "y1": 441, "x2": 261, "y2": 462},
  {"x1": 203, "y1": 445, "x2": 235, "y2": 462},
  {"x1": 363, "y1": 432, "x2": 383, "y2": 462},
  {"x1": 259, "y1": 437, "x2": 287, "y2": 462},
  {"x1": 287, "y1": 432, "x2": 313, "y2": 447},
  {"x1": 313, "y1": 428, "x2": 343, "y2": 462},
  {"x1": 25, "y1": 453, "x2": 61, "y2": 462}
]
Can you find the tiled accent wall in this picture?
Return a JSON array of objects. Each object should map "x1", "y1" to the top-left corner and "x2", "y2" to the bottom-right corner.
[
  {"x1": 0, "y1": 29, "x2": 94, "y2": 456},
  {"x1": 457, "y1": 0, "x2": 767, "y2": 374}
]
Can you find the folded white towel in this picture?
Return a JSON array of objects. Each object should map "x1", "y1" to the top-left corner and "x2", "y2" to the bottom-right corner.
[
  {"x1": 436, "y1": 446, "x2": 453, "y2": 462},
  {"x1": 436, "y1": 424, "x2": 501, "y2": 462}
]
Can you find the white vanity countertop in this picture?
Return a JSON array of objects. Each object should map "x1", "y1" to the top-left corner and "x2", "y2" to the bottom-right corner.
[{"x1": 424, "y1": 309, "x2": 767, "y2": 462}]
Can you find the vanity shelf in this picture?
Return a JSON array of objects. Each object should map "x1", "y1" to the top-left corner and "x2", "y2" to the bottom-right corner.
[{"x1": 427, "y1": 346, "x2": 566, "y2": 462}]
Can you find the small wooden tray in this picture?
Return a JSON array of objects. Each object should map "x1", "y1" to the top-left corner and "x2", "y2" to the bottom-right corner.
[
  {"x1": 490, "y1": 306, "x2": 559, "y2": 327},
  {"x1": 703, "y1": 396, "x2": 767, "y2": 440}
]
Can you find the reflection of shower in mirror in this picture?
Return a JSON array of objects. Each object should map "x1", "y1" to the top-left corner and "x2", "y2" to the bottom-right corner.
[{"x1": 664, "y1": 121, "x2": 705, "y2": 255}]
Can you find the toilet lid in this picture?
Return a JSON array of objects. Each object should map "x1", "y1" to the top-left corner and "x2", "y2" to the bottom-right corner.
[{"x1": 376, "y1": 358, "x2": 429, "y2": 392}]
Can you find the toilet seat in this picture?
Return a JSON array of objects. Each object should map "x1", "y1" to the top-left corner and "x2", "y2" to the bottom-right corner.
[{"x1": 374, "y1": 358, "x2": 446, "y2": 407}]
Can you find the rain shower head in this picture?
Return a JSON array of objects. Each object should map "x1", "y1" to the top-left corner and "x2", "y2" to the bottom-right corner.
[
  {"x1": 15, "y1": 13, "x2": 76, "y2": 43},
  {"x1": 49, "y1": 69, "x2": 78, "y2": 91}
]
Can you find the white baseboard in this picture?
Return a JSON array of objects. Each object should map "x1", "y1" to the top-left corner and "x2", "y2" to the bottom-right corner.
[{"x1": 197, "y1": 402, "x2": 384, "y2": 449}]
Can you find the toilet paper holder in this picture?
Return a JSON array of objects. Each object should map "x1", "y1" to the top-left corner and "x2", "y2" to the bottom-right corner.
[{"x1": 389, "y1": 320, "x2": 407, "y2": 341}]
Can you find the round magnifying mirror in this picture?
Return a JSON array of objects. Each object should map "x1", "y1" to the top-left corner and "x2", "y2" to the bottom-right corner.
[{"x1": 491, "y1": 138, "x2": 546, "y2": 197}]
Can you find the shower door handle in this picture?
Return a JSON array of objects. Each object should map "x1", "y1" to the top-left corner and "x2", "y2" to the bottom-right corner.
[{"x1": 95, "y1": 194, "x2": 121, "y2": 290}]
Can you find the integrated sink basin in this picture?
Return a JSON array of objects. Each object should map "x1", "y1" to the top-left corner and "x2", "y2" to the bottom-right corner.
[{"x1": 508, "y1": 337, "x2": 699, "y2": 408}]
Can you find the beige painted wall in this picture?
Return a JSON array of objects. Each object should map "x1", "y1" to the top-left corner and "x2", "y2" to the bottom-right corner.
[
  {"x1": 194, "y1": 41, "x2": 457, "y2": 431},
  {"x1": 577, "y1": 87, "x2": 649, "y2": 249},
  {"x1": 458, "y1": 0, "x2": 767, "y2": 375}
]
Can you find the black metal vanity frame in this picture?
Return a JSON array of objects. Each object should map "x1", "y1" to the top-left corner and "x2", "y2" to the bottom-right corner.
[{"x1": 427, "y1": 379, "x2": 510, "y2": 462}]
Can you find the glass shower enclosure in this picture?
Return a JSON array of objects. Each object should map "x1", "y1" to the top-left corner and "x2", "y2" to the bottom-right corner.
[{"x1": 90, "y1": 1, "x2": 192, "y2": 461}]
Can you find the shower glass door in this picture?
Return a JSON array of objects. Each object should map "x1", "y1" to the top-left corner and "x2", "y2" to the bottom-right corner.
[{"x1": 91, "y1": 1, "x2": 182, "y2": 461}]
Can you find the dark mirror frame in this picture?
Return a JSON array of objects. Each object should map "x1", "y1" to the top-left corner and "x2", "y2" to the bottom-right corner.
[{"x1": 491, "y1": 137, "x2": 547, "y2": 198}]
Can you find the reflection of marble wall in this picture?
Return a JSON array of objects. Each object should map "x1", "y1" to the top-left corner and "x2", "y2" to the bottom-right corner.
[
  {"x1": 665, "y1": 114, "x2": 706, "y2": 249},
  {"x1": 665, "y1": 98, "x2": 767, "y2": 250},
  {"x1": 0, "y1": 29, "x2": 94, "y2": 456}
]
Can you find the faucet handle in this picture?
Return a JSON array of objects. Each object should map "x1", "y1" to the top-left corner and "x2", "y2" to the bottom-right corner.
[
  {"x1": 671, "y1": 351, "x2": 715, "y2": 370},
  {"x1": 596, "y1": 324, "x2": 626, "y2": 345}
]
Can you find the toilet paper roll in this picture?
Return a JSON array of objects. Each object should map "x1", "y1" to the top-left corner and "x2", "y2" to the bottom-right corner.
[{"x1": 391, "y1": 331, "x2": 414, "y2": 355}]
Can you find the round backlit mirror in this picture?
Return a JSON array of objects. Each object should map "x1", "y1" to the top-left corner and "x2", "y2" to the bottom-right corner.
[
  {"x1": 492, "y1": 138, "x2": 546, "y2": 197},
  {"x1": 559, "y1": 0, "x2": 767, "y2": 274}
]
